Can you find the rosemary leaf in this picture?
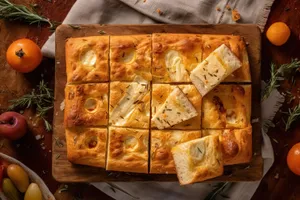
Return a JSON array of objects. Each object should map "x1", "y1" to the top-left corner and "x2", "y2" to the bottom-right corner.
[
  {"x1": 8, "y1": 80, "x2": 54, "y2": 132},
  {"x1": 0, "y1": 0, "x2": 54, "y2": 28},
  {"x1": 262, "y1": 59, "x2": 300, "y2": 101},
  {"x1": 98, "y1": 30, "x2": 106, "y2": 35},
  {"x1": 106, "y1": 183, "x2": 139, "y2": 199},
  {"x1": 204, "y1": 182, "x2": 231, "y2": 200},
  {"x1": 68, "y1": 24, "x2": 81, "y2": 29},
  {"x1": 285, "y1": 104, "x2": 300, "y2": 131}
]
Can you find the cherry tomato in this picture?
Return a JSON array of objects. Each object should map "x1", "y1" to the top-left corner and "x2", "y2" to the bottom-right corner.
[
  {"x1": 287, "y1": 142, "x2": 300, "y2": 175},
  {"x1": 6, "y1": 38, "x2": 42, "y2": 73}
]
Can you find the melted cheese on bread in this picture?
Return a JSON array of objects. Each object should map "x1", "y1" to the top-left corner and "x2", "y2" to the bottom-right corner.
[
  {"x1": 152, "y1": 86, "x2": 198, "y2": 129},
  {"x1": 190, "y1": 44, "x2": 242, "y2": 96}
]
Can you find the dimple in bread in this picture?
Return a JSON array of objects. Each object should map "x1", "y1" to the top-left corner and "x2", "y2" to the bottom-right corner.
[
  {"x1": 202, "y1": 84, "x2": 251, "y2": 129},
  {"x1": 65, "y1": 36, "x2": 109, "y2": 83},
  {"x1": 152, "y1": 84, "x2": 202, "y2": 129},
  {"x1": 106, "y1": 127, "x2": 149, "y2": 173},
  {"x1": 110, "y1": 35, "x2": 152, "y2": 81},
  {"x1": 202, "y1": 126, "x2": 252, "y2": 165},
  {"x1": 66, "y1": 127, "x2": 107, "y2": 168},
  {"x1": 64, "y1": 83, "x2": 109, "y2": 127},
  {"x1": 150, "y1": 130, "x2": 201, "y2": 174},
  {"x1": 171, "y1": 134, "x2": 223, "y2": 185},
  {"x1": 152, "y1": 33, "x2": 202, "y2": 83}
]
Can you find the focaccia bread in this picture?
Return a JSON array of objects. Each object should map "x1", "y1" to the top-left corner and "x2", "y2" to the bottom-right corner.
[
  {"x1": 109, "y1": 80, "x2": 150, "y2": 128},
  {"x1": 152, "y1": 33, "x2": 202, "y2": 83},
  {"x1": 190, "y1": 44, "x2": 242, "y2": 96},
  {"x1": 152, "y1": 84, "x2": 202, "y2": 129},
  {"x1": 106, "y1": 127, "x2": 149, "y2": 173},
  {"x1": 65, "y1": 36, "x2": 109, "y2": 83},
  {"x1": 202, "y1": 35, "x2": 251, "y2": 82},
  {"x1": 171, "y1": 134, "x2": 223, "y2": 185},
  {"x1": 66, "y1": 127, "x2": 107, "y2": 167},
  {"x1": 202, "y1": 84, "x2": 251, "y2": 129},
  {"x1": 110, "y1": 35, "x2": 152, "y2": 81},
  {"x1": 202, "y1": 126, "x2": 252, "y2": 165},
  {"x1": 64, "y1": 83, "x2": 108, "y2": 127},
  {"x1": 150, "y1": 130, "x2": 201, "y2": 174},
  {"x1": 151, "y1": 86, "x2": 198, "y2": 129}
]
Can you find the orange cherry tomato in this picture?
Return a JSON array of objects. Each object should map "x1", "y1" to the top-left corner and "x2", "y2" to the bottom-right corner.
[
  {"x1": 266, "y1": 22, "x2": 290, "y2": 46},
  {"x1": 287, "y1": 142, "x2": 300, "y2": 175},
  {"x1": 6, "y1": 38, "x2": 42, "y2": 73}
]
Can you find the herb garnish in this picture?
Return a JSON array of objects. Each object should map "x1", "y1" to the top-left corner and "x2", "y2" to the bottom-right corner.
[
  {"x1": 0, "y1": 0, "x2": 55, "y2": 28},
  {"x1": 8, "y1": 80, "x2": 54, "y2": 131},
  {"x1": 197, "y1": 147, "x2": 202, "y2": 153},
  {"x1": 284, "y1": 104, "x2": 300, "y2": 131}
]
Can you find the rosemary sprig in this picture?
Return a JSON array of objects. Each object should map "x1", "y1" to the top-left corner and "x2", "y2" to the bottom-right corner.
[
  {"x1": 262, "y1": 59, "x2": 300, "y2": 101},
  {"x1": 8, "y1": 80, "x2": 54, "y2": 132},
  {"x1": 204, "y1": 182, "x2": 231, "y2": 200},
  {"x1": 0, "y1": 0, "x2": 54, "y2": 28},
  {"x1": 284, "y1": 104, "x2": 300, "y2": 131}
]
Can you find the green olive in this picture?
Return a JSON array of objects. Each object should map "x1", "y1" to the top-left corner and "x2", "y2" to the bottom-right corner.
[
  {"x1": 2, "y1": 178, "x2": 21, "y2": 200},
  {"x1": 7, "y1": 164, "x2": 29, "y2": 192},
  {"x1": 24, "y1": 183, "x2": 43, "y2": 200}
]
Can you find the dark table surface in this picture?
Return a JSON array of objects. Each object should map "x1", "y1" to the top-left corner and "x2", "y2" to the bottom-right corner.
[{"x1": 0, "y1": 0, "x2": 299, "y2": 199}]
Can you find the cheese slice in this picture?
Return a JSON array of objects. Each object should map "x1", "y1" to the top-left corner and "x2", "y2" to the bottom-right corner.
[
  {"x1": 110, "y1": 76, "x2": 149, "y2": 126},
  {"x1": 190, "y1": 44, "x2": 241, "y2": 97},
  {"x1": 165, "y1": 50, "x2": 190, "y2": 82},
  {"x1": 152, "y1": 86, "x2": 198, "y2": 129}
]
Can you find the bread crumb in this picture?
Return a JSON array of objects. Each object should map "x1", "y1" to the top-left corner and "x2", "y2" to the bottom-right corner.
[
  {"x1": 274, "y1": 173, "x2": 279, "y2": 179},
  {"x1": 60, "y1": 100, "x2": 65, "y2": 111},
  {"x1": 226, "y1": 4, "x2": 231, "y2": 11},
  {"x1": 232, "y1": 9, "x2": 241, "y2": 22},
  {"x1": 156, "y1": 8, "x2": 163, "y2": 15},
  {"x1": 216, "y1": 7, "x2": 221, "y2": 12},
  {"x1": 143, "y1": 0, "x2": 147, "y2": 2}
]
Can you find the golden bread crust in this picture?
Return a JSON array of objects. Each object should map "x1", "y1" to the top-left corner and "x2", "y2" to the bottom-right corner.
[
  {"x1": 65, "y1": 36, "x2": 109, "y2": 83},
  {"x1": 202, "y1": 84, "x2": 251, "y2": 128},
  {"x1": 152, "y1": 33, "x2": 202, "y2": 83},
  {"x1": 150, "y1": 130, "x2": 201, "y2": 174},
  {"x1": 66, "y1": 127, "x2": 107, "y2": 168},
  {"x1": 151, "y1": 84, "x2": 202, "y2": 129},
  {"x1": 172, "y1": 134, "x2": 223, "y2": 184},
  {"x1": 201, "y1": 35, "x2": 251, "y2": 82},
  {"x1": 110, "y1": 35, "x2": 152, "y2": 81},
  {"x1": 202, "y1": 126, "x2": 252, "y2": 165},
  {"x1": 109, "y1": 81, "x2": 150, "y2": 128},
  {"x1": 64, "y1": 83, "x2": 108, "y2": 127},
  {"x1": 106, "y1": 127, "x2": 149, "y2": 173}
]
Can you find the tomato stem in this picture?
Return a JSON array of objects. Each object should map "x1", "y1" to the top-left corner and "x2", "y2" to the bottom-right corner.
[{"x1": 15, "y1": 49, "x2": 25, "y2": 58}]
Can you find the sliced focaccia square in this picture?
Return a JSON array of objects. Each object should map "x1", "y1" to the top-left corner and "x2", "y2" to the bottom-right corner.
[
  {"x1": 152, "y1": 33, "x2": 202, "y2": 83},
  {"x1": 202, "y1": 35, "x2": 251, "y2": 82},
  {"x1": 106, "y1": 127, "x2": 149, "y2": 173},
  {"x1": 190, "y1": 44, "x2": 242, "y2": 96},
  {"x1": 65, "y1": 36, "x2": 109, "y2": 83},
  {"x1": 110, "y1": 35, "x2": 152, "y2": 81},
  {"x1": 152, "y1": 84, "x2": 202, "y2": 129},
  {"x1": 202, "y1": 126, "x2": 252, "y2": 165},
  {"x1": 64, "y1": 83, "x2": 108, "y2": 127},
  {"x1": 109, "y1": 79, "x2": 150, "y2": 129},
  {"x1": 150, "y1": 130, "x2": 201, "y2": 174},
  {"x1": 66, "y1": 127, "x2": 107, "y2": 168},
  {"x1": 202, "y1": 84, "x2": 251, "y2": 129},
  {"x1": 151, "y1": 86, "x2": 198, "y2": 129},
  {"x1": 171, "y1": 134, "x2": 223, "y2": 185}
]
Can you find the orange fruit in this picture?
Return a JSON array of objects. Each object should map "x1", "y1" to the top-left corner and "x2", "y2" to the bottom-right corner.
[
  {"x1": 287, "y1": 142, "x2": 300, "y2": 176},
  {"x1": 266, "y1": 22, "x2": 291, "y2": 46}
]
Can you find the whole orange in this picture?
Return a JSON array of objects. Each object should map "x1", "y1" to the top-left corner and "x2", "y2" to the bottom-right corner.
[
  {"x1": 287, "y1": 142, "x2": 300, "y2": 175},
  {"x1": 266, "y1": 22, "x2": 290, "y2": 46}
]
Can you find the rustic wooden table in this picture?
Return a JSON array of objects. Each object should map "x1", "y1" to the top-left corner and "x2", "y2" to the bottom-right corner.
[{"x1": 0, "y1": 0, "x2": 299, "y2": 199}]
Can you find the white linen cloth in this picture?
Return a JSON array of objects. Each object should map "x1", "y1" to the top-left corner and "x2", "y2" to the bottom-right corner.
[{"x1": 42, "y1": 0, "x2": 279, "y2": 199}]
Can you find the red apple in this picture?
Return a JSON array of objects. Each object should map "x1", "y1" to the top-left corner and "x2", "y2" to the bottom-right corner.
[{"x1": 0, "y1": 112, "x2": 27, "y2": 140}]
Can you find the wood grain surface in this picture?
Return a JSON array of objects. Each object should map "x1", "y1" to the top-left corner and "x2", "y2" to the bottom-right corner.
[
  {"x1": 0, "y1": 0, "x2": 299, "y2": 199},
  {"x1": 53, "y1": 24, "x2": 262, "y2": 182}
]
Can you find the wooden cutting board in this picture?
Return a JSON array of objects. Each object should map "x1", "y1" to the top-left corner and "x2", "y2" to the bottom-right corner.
[{"x1": 53, "y1": 24, "x2": 262, "y2": 182}]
